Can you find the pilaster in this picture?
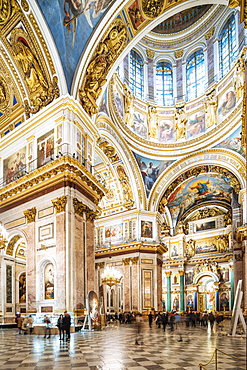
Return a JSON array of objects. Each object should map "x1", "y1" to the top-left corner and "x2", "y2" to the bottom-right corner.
[{"x1": 24, "y1": 207, "x2": 36, "y2": 312}]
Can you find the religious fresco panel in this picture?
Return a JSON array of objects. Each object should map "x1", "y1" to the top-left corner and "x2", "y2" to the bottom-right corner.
[
  {"x1": 105, "y1": 224, "x2": 123, "y2": 243},
  {"x1": 3, "y1": 147, "x2": 26, "y2": 185},
  {"x1": 37, "y1": 130, "x2": 54, "y2": 167},
  {"x1": 218, "y1": 89, "x2": 236, "y2": 122},
  {"x1": 158, "y1": 119, "x2": 175, "y2": 142},
  {"x1": 113, "y1": 90, "x2": 124, "y2": 118},
  {"x1": 167, "y1": 174, "x2": 233, "y2": 223},
  {"x1": 44, "y1": 263, "x2": 54, "y2": 300},
  {"x1": 133, "y1": 152, "x2": 174, "y2": 197},
  {"x1": 187, "y1": 111, "x2": 205, "y2": 138},
  {"x1": 133, "y1": 111, "x2": 148, "y2": 139}
]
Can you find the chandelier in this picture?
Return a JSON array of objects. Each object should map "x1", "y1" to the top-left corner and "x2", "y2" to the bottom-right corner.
[
  {"x1": 101, "y1": 265, "x2": 122, "y2": 287},
  {"x1": 0, "y1": 224, "x2": 8, "y2": 250}
]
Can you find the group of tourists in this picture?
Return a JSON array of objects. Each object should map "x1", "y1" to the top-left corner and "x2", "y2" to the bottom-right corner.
[
  {"x1": 15, "y1": 311, "x2": 71, "y2": 341},
  {"x1": 16, "y1": 314, "x2": 34, "y2": 335}
]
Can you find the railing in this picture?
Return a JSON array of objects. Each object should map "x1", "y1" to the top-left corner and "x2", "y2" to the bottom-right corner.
[
  {"x1": 199, "y1": 348, "x2": 245, "y2": 369},
  {"x1": 0, "y1": 142, "x2": 106, "y2": 189}
]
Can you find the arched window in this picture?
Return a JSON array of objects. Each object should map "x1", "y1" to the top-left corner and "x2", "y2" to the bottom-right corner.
[
  {"x1": 129, "y1": 50, "x2": 144, "y2": 99},
  {"x1": 186, "y1": 50, "x2": 205, "y2": 101},
  {"x1": 219, "y1": 15, "x2": 237, "y2": 79},
  {"x1": 156, "y1": 61, "x2": 173, "y2": 106}
]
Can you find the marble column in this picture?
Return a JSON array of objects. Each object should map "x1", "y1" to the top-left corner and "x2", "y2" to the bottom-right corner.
[
  {"x1": 74, "y1": 213, "x2": 85, "y2": 309},
  {"x1": 179, "y1": 271, "x2": 185, "y2": 312},
  {"x1": 24, "y1": 208, "x2": 37, "y2": 313},
  {"x1": 166, "y1": 271, "x2": 171, "y2": 311},
  {"x1": 131, "y1": 257, "x2": 139, "y2": 311},
  {"x1": 86, "y1": 220, "x2": 95, "y2": 293},
  {"x1": 157, "y1": 258, "x2": 163, "y2": 311},
  {"x1": 174, "y1": 50, "x2": 184, "y2": 101},
  {"x1": 205, "y1": 28, "x2": 215, "y2": 86},
  {"x1": 193, "y1": 291, "x2": 197, "y2": 311},
  {"x1": 123, "y1": 258, "x2": 130, "y2": 311},
  {"x1": 54, "y1": 206, "x2": 66, "y2": 311},
  {"x1": 215, "y1": 290, "x2": 219, "y2": 311},
  {"x1": 146, "y1": 49, "x2": 155, "y2": 101}
]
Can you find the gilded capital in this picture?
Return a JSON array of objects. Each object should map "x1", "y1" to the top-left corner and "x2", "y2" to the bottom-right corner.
[
  {"x1": 52, "y1": 196, "x2": 67, "y2": 213},
  {"x1": 174, "y1": 49, "x2": 184, "y2": 59},
  {"x1": 165, "y1": 271, "x2": 172, "y2": 277},
  {"x1": 95, "y1": 262, "x2": 105, "y2": 269},
  {"x1": 146, "y1": 49, "x2": 155, "y2": 58},
  {"x1": 205, "y1": 26, "x2": 214, "y2": 40},
  {"x1": 131, "y1": 256, "x2": 139, "y2": 265},
  {"x1": 73, "y1": 198, "x2": 98, "y2": 222},
  {"x1": 23, "y1": 207, "x2": 36, "y2": 223},
  {"x1": 178, "y1": 270, "x2": 185, "y2": 276},
  {"x1": 123, "y1": 258, "x2": 131, "y2": 266}
]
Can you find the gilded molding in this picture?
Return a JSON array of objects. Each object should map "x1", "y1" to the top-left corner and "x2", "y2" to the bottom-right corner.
[
  {"x1": 187, "y1": 207, "x2": 228, "y2": 221},
  {"x1": 174, "y1": 49, "x2": 184, "y2": 59},
  {"x1": 236, "y1": 225, "x2": 247, "y2": 241},
  {"x1": 205, "y1": 26, "x2": 215, "y2": 40},
  {"x1": 23, "y1": 207, "x2": 36, "y2": 223},
  {"x1": 141, "y1": 0, "x2": 166, "y2": 19},
  {"x1": 6, "y1": 235, "x2": 21, "y2": 256},
  {"x1": 52, "y1": 196, "x2": 67, "y2": 213},
  {"x1": 0, "y1": 0, "x2": 19, "y2": 28},
  {"x1": 79, "y1": 19, "x2": 127, "y2": 116},
  {"x1": 0, "y1": 156, "x2": 106, "y2": 206},
  {"x1": 21, "y1": 0, "x2": 29, "y2": 12}
]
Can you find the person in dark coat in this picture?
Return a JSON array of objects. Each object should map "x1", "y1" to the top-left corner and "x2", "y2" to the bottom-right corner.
[
  {"x1": 57, "y1": 314, "x2": 64, "y2": 340},
  {"x1": 148, "y1": 311, "x2": 153, "y2": 328},
  {"x1": 62, "y1": 311, "x2": 71, "y2": 341}
]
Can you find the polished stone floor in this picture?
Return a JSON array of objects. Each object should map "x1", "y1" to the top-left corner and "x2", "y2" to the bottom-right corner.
[{"x1": 0, "y1": 321, "x2": 246, "y2": 370}]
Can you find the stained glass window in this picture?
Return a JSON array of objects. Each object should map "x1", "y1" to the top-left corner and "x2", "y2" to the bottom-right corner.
[
  {"x1": 186, "y1": 50, "x2": 205, "y2": 101},
  {"x1": 219, "y1": 15, "x2": 237, "y2": 79},
  {"x1": 156, "y1": 61, "x2": 173, "y2": 106},
  {"x1": 129, "y1": 50, "x2": 144, "y2": 99}
]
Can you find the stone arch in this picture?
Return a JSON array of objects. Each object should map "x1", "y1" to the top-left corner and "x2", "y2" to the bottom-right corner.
[
  {"x1": 6, "y1": 235, "x2": 22, "y2": 256},
  {"x1": 193, "y1": 271, "x2": 219, "y2": 285},
  {"x1": 149, "y1": 149, "x2": 245, "y2": 212}
]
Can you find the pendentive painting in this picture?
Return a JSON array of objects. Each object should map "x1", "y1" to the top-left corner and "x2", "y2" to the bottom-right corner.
[
  {"x1": 214, "y1": 125, "x2": 245, "y2": 157},
  {"x1": 37, "y1": 130, "x2": 54, "y2": 167},
  {"x1": 44, "y1": 263, "x2": 54, "y2": 300},
  {"x1": 3, "y1": 147, "x2": 26, "y2": 185}
]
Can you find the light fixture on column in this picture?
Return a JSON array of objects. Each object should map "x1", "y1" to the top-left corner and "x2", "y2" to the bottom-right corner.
[
  {"x1": 101, "y1": 243, "x2": 122, "y2": 287},
  {"x1": 0, "y1": 223, "x2": 8, "y2": 250}
]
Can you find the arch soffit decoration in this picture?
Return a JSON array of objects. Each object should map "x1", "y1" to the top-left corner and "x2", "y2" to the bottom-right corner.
[
  {"x1": 96, "y1": 115, "x2": 147, "y2": 209},
  {"x1": 6, "y1": 234, "x2": 22, "y2": 256},
  {"x1": 193, "y1": 271, "x2": 220, "y2": 285},
  {"x1": 73, "y1": 0, "x2": 230, "y2": 108},
  {"x1": 148, "y1": 149, "x2": 246, "y2": 212}
]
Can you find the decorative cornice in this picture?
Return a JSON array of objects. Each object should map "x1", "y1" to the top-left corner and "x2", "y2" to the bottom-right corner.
[
  {"x1": 52, "y1": 196, "x2": 67, "y2": 213},
  {"x1": 23, "y1": 207, "x2": 36, "y2": 223},
  {"x1": 95, "y1": 262, "x2": 105, "y2": 269},
  {"x1": 236, "y1": 225, "x2": 247, "y2": 241}
]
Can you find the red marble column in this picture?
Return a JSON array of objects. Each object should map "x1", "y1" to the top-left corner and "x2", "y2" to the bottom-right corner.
[
  {"x1": 74, "y1": 214, "x2": 85, "y2": 307},
  {"x1": 131, "y1": 263, "x2": 138, "y2": 311},
  {"x1": 123, "y1": 260, "x2": 130, "y2": 311}
]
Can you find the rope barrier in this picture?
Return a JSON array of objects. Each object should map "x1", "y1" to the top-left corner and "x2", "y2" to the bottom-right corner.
[{"x1": 199, "y1": 347, "x2": 245, "y2": 369}]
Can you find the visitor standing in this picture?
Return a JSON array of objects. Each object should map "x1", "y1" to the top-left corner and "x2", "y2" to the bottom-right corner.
[
  {"x1": 44, "y1": 315, "x2": 51, "y2": 338},
  {"x1": 57, "y1": 314, "x2": 64, "y2": 340},
  {"x1": 63, "y1": 311, "x2": 71, "y2": 341}
]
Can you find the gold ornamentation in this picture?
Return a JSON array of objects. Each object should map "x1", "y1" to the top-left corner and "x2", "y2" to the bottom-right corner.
[
  {"x1": 178, "y1": 270, "x2": 184, "y2": 276},
  {"x1": 123, "y1": 257, "x2": 131, "y2": 265},
  {"x1": 79, "y1": 20, "x2": 127, "y2": 116},
  {"x1": 116, "y1": 165, "x2": 134, "y2": 209},
  {"x1": 194, "y1": 260, "x2": 219, "y2": 275},
  {"x1": 124, "y1": 85, "x2": 134, "y2": 128},
  {"x1": 141, "y1": 0, "x2": 165, "y2": 19},
  {"x1": 158, "y1": 197, "x2": 167, "y2": 213},
  {"x1": 188, "y1": 207, "x2": 225, "y2": 221},
  {"x1": 165, "y1": 271, "x2": 172, "y2": 277},
  {"x1": 216, "y1": 235, "x2": 229, "y2": 253},
  {"x1": 0, "y1": 0, "x2": 19, "y2": 27},
  {"x1": 73, "y1": 198, "x2": 99, "y2": 222},
  {"x1": 131, "y1": 256, "x2": 139, "y2": 265},
  {"x1": 6, "y1": 235, "x2": 21, "y2": 256},
  {"x1": 23, "y1": 207, "x2": 36, "y2": 223},
  {"x1": 176, "y1": 221, "x2": 185, "y2": 235},
  {"x1": 241, "y1": 83, "x2": 246, "y2": 155},
  {"x1": 205, "y1": 26, "x2": 214, "y2": 40},
  {"x1": 204, "y1": 90, "x2": 217, "y2": 128},
  {"x1": 0, "y1": 78, "x2": 9, "y2": 109},
  {"x1": 175, "y1": 106, "x2": 187, "y2": 140},
  {"x1": 236, "y1": 225, "x2": 247, "y2": 241},
  {"x1": 186, "y1": 239, "x2": 196, "y2": 257},
  {"x1": 234, "y1": 56, "x2": 245, "y2": 100},
  {"x1": 174, "y1": 49, "x2": 184, "y2": 59},
  {"x1": 148, "y1": 105, "x2": 158, "y2": 139},
  {"x1": 21, "y1": 0, "x2": 29, "y2": 12},
  {"x1": 146, "y1": 49, "x2": 155, "y2": 58},
  {"x1": 95, "y1": 262, "x2": 105, "y2": 269},
  {"x1": 160, "y1": 222, "x2": 170, "y2": 236},
  {"x1": 52, "y1": 196, "x2": 67, "y2": 213}
]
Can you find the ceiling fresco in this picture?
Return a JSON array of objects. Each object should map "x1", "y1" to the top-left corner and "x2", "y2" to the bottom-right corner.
[
  {"x1": 167, "y1": 174, "x2": 233, "y2": 224},
  {"x1": 37, "y1": 0, "x2": 115, "y2": 90}
]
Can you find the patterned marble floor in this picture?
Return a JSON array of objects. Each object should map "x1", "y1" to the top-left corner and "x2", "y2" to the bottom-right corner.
[{"x1": 0, "y1": 321, "x2": 246, "y2": 370}]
